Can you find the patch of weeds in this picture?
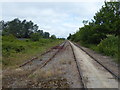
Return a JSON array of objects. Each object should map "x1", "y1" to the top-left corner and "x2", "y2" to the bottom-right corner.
[
  {"x1": 38, "y1": 77, "x2": 69, "y2": 88},
  {"x1": 68, "y1": 61, "x2": 72, "y2": 65},
  {"x1": 28, "y1": 74, "x2": 36, "y2": 78},
  {"x1": 60, "y1": 59, "x2": 67, "y2": 65}
]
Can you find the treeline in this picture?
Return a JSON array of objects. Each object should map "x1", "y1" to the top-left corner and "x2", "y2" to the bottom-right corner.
[
  {"x1": 1, "y1": 18, "x2": 65, "y2": 41},
  {"x1": 67, "y1": 2, "x2": 120, "y2": 60}
]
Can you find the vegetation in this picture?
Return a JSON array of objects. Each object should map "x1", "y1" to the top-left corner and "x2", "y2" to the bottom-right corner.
[
  {"x1": 1, "y1": 18, "x2": 57, "y2": 39},
  {"x1": 2, "y1": 35, "x2": 63, "y2": 68},
  {"x1": 1, "y1": 19, "x2": 65, "y2": 68},
  {"x1": 97, "y1": 35, "x2": 118, "y2": 59},
  {"x1": 67, "y1": 2, "x2": 120, "y2": 62}
]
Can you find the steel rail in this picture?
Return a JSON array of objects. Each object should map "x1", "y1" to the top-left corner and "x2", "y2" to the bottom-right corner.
[
  {"x1": 38, "y1": 41, "x2": 66, "y2": 69},
  {"x1": 19, "y1": 41, "x2": 65, "y2": 67},
  {"x1": 26, "y1": 41, "x2": 67, "y2": 77},
  {"x1": 69, "y1": 41, "x2": 88, "y2": 90},
  {"x1": 73, "y1": 42, "x2": 120, "y2": 81}
]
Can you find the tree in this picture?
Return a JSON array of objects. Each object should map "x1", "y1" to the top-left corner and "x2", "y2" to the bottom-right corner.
[
  {"x1": 2, "y1": 18, "x2": 54, "y2": 39},
  {"x1": 43, "y1": 32, "x2": 50, "y2": 38},
  {"x1": 67, "y1": 33, "x2": 72, "y2": 40},
  {"x1": 30, "y1": 33, "x2": 40, "y2": 41},
  {"x1": 36, "y1": 30, "x2": 44, "y2": 37},
  {"x1": 68, "y1": 2, "x2": 119, "y2": 44},
  {"x1": 2, "y1": 18, "x2": 39, "y2": 38},
  {"x1": 82, "y1": 20, "x2": 88, "y2": 25},
  {"x1": 50, "y1": 35, "x2": 56, "y2": 39},
  {"x1": 93, "y1": 2, "x2": 120, "y2": 35}
]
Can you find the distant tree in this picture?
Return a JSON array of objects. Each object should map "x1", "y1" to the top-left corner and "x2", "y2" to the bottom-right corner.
[
  {"x1": 2, "y1": 18, "x2": 39, "y2": 38},
  {"x1": 58, "y1": 38, "x2": 66, "y2": 40},
  {"x1": 82, "y1": 20, "x2": 88, "y2": 25},
  {"x1": 2, "y1": 18, "x2": 58, "y2": 40},
  {"x1": 22, "y1": 20, "x2": 34, "y2": 38},
  {"x1": 37, "y1": 30, "x2": 44, "y2": 37},
  {"x1": 43, "y1": 32, "x2": 50, "y2": 38},
  {"x1": 67, "y1": 33, "x2": 72, "y2": 40},
  {"x1": 30, "y1": 33, "x2": 40, "y2": 41},
  {"x1": 50, "y1": 35, "x2": 56, "y2": 39},
  {"x1": 33, "y1": 24, "x2": 39, "y2": 33},
  {"x1": 68, "y1": 2, "x2": 119, "y2": 44}
]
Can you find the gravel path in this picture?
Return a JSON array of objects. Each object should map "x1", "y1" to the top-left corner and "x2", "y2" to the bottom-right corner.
[
  {"x1": 76, "y1": 42, "x2": 119, "y2": 77},
  {"x1": 70, "y1": 41, "x2": 119, "y2": 88}
]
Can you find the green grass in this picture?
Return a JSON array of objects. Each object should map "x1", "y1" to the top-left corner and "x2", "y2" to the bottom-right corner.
[{"x1": 2, "y1": 35, "x2": 64, "y2": 68}]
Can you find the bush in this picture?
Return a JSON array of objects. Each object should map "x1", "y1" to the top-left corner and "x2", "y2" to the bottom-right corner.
[
  {"x1": 50, "y1": 35, "x2": 56, "y2": 39},
  {"x1": 30, "y1": 33, "x2": 40, "y2": 41},
  {"x1": 97, "y1": 35, "x2": 118, "y2": 58},
  {"x1": 2, "y1": 36, "x2": 26, "y2": 57}
]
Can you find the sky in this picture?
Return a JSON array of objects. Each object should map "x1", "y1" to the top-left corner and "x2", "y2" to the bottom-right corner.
[{"x1": 1, "y1": 0, "x2": 107, "y2": 38}]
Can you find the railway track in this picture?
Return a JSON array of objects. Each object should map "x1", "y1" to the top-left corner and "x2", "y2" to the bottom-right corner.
[
  {"x1": 69, "y1": 41, "x2": 119, "y2": 88},
  {"x1": 73, "y1": 42, "x2": 120, "y2": 81},
  {"x1": 69, "y1": 41, "x2": 87, "y2": 89},
  {"x1": 19, "y1": 41, "x2": 66, "y2": 68},
  {"x1": 3, "y1": 40, "x2": 119, "y2": 88},
  {"x1": 19, "y1": 41, "x2": 66, "y2": 75}
]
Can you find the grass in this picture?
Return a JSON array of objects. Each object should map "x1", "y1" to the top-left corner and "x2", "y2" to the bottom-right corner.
[
  {"x1": 2, "y1": 35, "x2": 64, "y2": 69},
  {"x1": 30, "y1": 66, "x2": 63, "y2": 80},
  {"x1": 59, "y1": 59, "x2": 72, "y2": 65}
]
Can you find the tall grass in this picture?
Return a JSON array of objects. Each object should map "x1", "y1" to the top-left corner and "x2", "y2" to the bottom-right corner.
[{"x1": 2, "y1": 35, "x2": 64, "y2": 68}]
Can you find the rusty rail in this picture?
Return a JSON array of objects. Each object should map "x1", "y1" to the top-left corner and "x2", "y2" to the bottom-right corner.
[
  {"x1": 19, "y1": 41, "x2": 66, "y2": 67},
  {"x1": 39, "y1": 41, "x2": 66, "y2": 69},
  {"x1": 73, "y1": 42, "x2": 120, "y2": 81},
  {"x1": 27, "y1": 41, "x2": 66, "y2": 75},
  {"x1": 69, "y1": 41, "x2": 87, "y2": 89}
]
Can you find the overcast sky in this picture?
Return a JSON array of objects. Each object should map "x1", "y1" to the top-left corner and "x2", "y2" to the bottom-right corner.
[{"x1": 1, "y1": 1, "x2": 106, "y2": 38}]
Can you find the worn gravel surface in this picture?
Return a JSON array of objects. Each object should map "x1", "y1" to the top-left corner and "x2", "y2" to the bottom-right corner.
[
  {"x1": 2, "y1": 41, "x2": 83, "y2": 88},
  {"x1": 70, "y1": 41, "x2": 119, "y2": 88},
  {"x1": 2, "y1": 40, "x2": 119, "y2": 88},
  {"x1": 76, "y1": 42, "x2": 119, "y2": 77}
]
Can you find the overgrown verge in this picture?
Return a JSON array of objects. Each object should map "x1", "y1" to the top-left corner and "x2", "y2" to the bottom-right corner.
[
  {"x1": 77, "y1": 35, "x2": 118, "y2": 62},
  {"x1": 2, "y1": 35, "x2": 64, "y2": 68}
]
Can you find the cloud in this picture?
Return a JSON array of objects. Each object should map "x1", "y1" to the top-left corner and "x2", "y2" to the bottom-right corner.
[{"x1": 1, "y1": 2, "x2": 104, "y2": 38}]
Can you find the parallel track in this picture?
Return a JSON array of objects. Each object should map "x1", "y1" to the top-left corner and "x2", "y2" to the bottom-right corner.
[
  {"x1": 19, "y1": 41, "x2": 66, "y2": 76},
  {"x1": 19, "y1": 41, "x2": 66, "y2": 67},
  {"x1": 69, "y1": 41, "x2": 87, "y2": 89},
  {"x1": 73, "y1": 42, "x2": 120, "y2": 81},
  {"x1": 69, "y1": 41, "x2": 119, "y2": 89},
  {"x1": 19, "y1": 40, "x2": 119, "y2": 88},
  {"x1": 38, "y1": 41, "x2": 66, "y2": 69}
]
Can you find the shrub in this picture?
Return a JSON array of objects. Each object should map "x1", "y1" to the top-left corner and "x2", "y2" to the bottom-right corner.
[
  {"x1": 30, "y1": 33, "x2": 40, "y2": 41},
  {"x1": 50, "y1": 35, "x2": 56, "y2": 39},
  {"x1": 97, "y1": 35, "x2": 118, "y2": 58}
]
